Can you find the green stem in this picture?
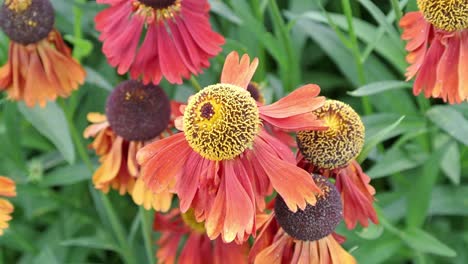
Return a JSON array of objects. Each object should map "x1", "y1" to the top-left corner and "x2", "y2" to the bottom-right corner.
[
  {"x1": 269, "y1": 0, "x2": 300, "y2": 92},
  {"x1": 341, "y1": 0, "x2": 373, "y2": 115},
  {"x1": 72, "y1": 0, "x2": 84, "y2": 61},
  {"x1": 190, "y1": 76, "x2": 202, "y2": 91},
  {"x1": 140, "y1": 207, "x2": 154, "y2": 264},
  {"x1": 390, "y1": 0, "x2": 403, "y2": 29}
]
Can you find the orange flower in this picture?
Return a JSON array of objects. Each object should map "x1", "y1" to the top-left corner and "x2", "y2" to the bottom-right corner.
[
  {"x1": 84, "y1": 81, "x2": 181, "y2": 211},
  {"x1": 0, "y1": 0, "x2": 85, "y2": 107},
  {"x1": 400, "y1": 0, "x2": 468, "y2": 104},
  {"x1": 138, "y1": 51, "x2": 327, "y2": 243},
  {"x1": 249, "y1": 175, "x2": 356, "y2": 264},
  {"x1": 296, "y1": 99, "x2": 377, "y2": 229},
  {"x1": 0, "y1": 176, "x2": 16, "y2": 236},
  {"x1": 298, "y1": 156, "x2": 378, "y2": 230},
  {"x1": 154, "y1": 209, "x2": 248, "y2": 264}
]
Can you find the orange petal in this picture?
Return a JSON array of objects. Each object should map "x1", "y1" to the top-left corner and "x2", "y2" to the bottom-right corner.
[
  {"x1": 92, "y1": 137, "x2": 124, "y2": 186},
  {"x1": 0, "y1": 176, "x2": 16, "y2": 197},
  {"x1": 220, "y1": 51, "x2": 258, "y2": 89},
  {"x1": 253, "y1": 137, "x2": 320, "y2": 212},
  {"x1": 259, "y1": 84, "x2": 324, "y2": 118}
]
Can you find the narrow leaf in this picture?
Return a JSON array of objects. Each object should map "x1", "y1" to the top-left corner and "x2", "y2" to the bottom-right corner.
[
  {"x1": 427, "y1": 106, "x2": 468, "y2": 146},
  {"x1": 349, "y1": 80, "x2": 411, "y2": 96},
  {"x1": 18, "y1": 102, "x2": 75, "y2": 163},
  {"x1": 401, "y1": 228, "x2": 457, "y2": 257}
]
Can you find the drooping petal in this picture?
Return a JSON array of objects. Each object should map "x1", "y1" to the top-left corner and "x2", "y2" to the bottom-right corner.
[
  {"x1": 0, "y1": 176, "x2": 16, "y2": 197},
  {"x1": 335, "y1": 160, "x2": 378, "y2": 229},
  {"x1": 252, "y1": 136, "x2": 320, "y2": 212},
  {"x1": 205, "y1": 160, "x2": 255, "y2": 243}
]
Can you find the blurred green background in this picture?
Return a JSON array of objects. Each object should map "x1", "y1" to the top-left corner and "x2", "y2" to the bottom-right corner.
[{"x1": 0, "y1": 0, "x2": 467, "y2": 263}]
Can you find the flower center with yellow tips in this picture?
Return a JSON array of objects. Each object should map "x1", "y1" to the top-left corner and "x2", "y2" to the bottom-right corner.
[
  {"x1": 183, "y1": 84, "x2": 260, "y2": 161},
  {"x1": 132, "y1": 0, "x2": 181, "y2": 23},
  {"x1": 297, "y1": 100, "x2": 365, "y2": 170},
  {"x1": 181, "y1": 209, "x2": 206, "y2": 234},
  {"x1": 417, "y1": 0, "x2": 468, "y2": 32}
]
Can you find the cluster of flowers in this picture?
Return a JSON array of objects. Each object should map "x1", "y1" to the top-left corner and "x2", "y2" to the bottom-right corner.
[{"x1": 0, "y1": 0, "x2": 466, "y2": 262}]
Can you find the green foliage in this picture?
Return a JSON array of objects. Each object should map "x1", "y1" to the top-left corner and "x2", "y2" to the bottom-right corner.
[{"x1": 0, "y1": 0, "x2": 467, "y2": 263}]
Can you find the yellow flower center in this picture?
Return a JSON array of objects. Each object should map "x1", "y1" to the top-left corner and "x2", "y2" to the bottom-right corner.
[
  {"x1": 183, "y1": 84, "x2": 260, "y2": 161},
  {"x1": 417, "y1": 0, "x2": 468, "y2": 31},
  {"x1": 181, "y1": 209, "x2": 206, "y2": 234},
  {"x1": 5, "y1": 0, "x2": 32, "y2": 13},
  {"x1": 297, "y1": 100, "x2": 365, "y2": 170},
  {"x1": 132, "y1": 0, "x2": 181, "y2": 23}
]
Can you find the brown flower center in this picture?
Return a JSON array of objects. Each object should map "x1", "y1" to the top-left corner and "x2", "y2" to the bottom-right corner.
[
  {"x1": 274, "y1": 174, "x2": 343, "y2": 241},
  {"x1": 0, "y1": 0, "x2": 54, "y2": 44},
  {"x1": 132, "y1": 0, "x2": 181, "y2": 23},
  {"x1": 106, "y1": 80, "x2": 171, "y2": 142}
]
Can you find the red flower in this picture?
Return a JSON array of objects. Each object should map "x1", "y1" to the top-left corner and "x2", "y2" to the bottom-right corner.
[
  {"x1": 400, "y1": 1, "x2": 468, "y2": 104},
  {"x1": 0, "y1": 176, "x2": 16, "y2": 236},
  {"x1": 138, "y1": 51, "x2": 327, "y2": 243},
  {"x1": 95, "y1": 0, "x2": 225, "y2": 84},
  {"x1": 154, "y1": 209, "x2": 248, "y2": 264}
]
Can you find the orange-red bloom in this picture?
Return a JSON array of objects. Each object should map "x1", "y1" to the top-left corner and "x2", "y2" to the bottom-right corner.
[
  {"x1": 154, "y1": 209, "x2": 248, "y2": 264},
  {"x1": 84, "y1": 100, "x2": 181, "y2": 211},
  {"x1": 0, "y1": 0, "x2": 84, "y2": 107},
  {"x1": 138, "y1": 51, "x2": 327, "y2": 243},
  {"x1": 400, "y1": 2, "x2": 468, "y2": 104},
  {"x1": 0, "y1": 176, "x2": 16, "y2": 235},
  {"x1": 95, "y1": 0, "x2": 224, "y2": 84},
  {"x1": 298, "y1": 155, "x2": 378, "y2": 230},
  {"x1": 249, "y1": 213, "x2": 356, "y2": 264},
  {"x1": 0, "y1": 29, "x2": 86, "y2": 107}
]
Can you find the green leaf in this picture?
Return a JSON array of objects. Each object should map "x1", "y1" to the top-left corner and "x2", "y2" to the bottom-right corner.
[
  {"x1": 367, "y1": 143, "x2": 428, "y2": 179},
  {"x1": 358, "y1": 116, "x2": 405, "y2": 162},
  {"x1": 84, "y1": 66, "x2": 113, "y2": 91},
  {"x1": 427, "y1": 106, "x2": 468, "y2": 146},
  {"x1": 209, "y1": 0, "x2": 242, "y2": 25},
  {"x1": 406, "y1": 145, "x2": 446, "y2": 228},
  {"x1": 64, "y1": 35, "x2": 94, "y2": 61},
  {"x1": 430, "y1": 185, "x2": 468, "y2": 216},
  {"x1": 401, "y1": 228, "x2": 457, "y2": 257},
  {"x1": 41, "y1": 163, "x2": 91, "y2": 187},
  {"x1": 61, "y1": 236, "x2": 119, "y2": 251},
  {"x1": 33, "y1": 247, "x2": 60, "y2": 264},
  {"x1": 438, "y1": 137, "x2": 461, "y2": 185},
  {"x1": 349, "y1": 80, "x2": 412, "y2": 96},
  {"x1": 18, "y1": 102, "x2": 75, "y2": 163},
  {"x1": 356, "y1": 223, "x2": 384, "y2": 240}
]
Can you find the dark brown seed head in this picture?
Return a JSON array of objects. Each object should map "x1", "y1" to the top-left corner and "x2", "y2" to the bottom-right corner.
[
  {"x1": 138, "y1": 0, "x2": 176, "y2": 9},
  {"x1": 274, "y1": 174, "x2": 343, "y2": 241},
  {"x1": 106, "y1": 80, "x2": 171, "y2": 141},
  {"x1": 0, "y1": 0, "x2": 54, "y2": 44}
]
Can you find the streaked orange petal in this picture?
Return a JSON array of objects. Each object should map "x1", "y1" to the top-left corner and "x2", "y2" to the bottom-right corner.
[
  {"x1": 92, "y1": 137, "x2": 124, "y2": 186},
  {"x1": 220, "y1": 51, "x2": 258, "y2": 89},
  {"x1": 259, "y1": 84, "x2": 323, "y2": 118},
  {"x1": 253, "y1": 137, "x2": 320, "y2": 212}
]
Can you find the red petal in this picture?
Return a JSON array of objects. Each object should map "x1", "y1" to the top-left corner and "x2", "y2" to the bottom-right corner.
[{"x1": 220, "y1": 51, "x2": 258, "y2": 89}]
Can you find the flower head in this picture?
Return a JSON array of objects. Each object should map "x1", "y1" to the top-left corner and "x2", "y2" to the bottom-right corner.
[
  {"x1": 0, "y1": 176, "x2": 16, "y2": 236},
  {"x1": 84, "y1": 81, "x2": 178, "y2": 211},
  {"x1": 297, "y1": 100, "x2": 365, "y2": 170},
  {"x1": 154, "y1": 209, "x2": 248, "y2": 264},
  {"x1": 138, "y1": 51, "x2": 327, "y2": 243},
  {"x1": 95, "y1": 0, "x2": 225, "y2": 84},
  {"x1": 249, "y1": 174, "x2": 356, "y2": 264},
  {"x1": 0, "y1": 0, "x2": 85, "y2": 107},
  {"x1": 400, "y1": 0, "x2": 468, "y2": 104}
]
